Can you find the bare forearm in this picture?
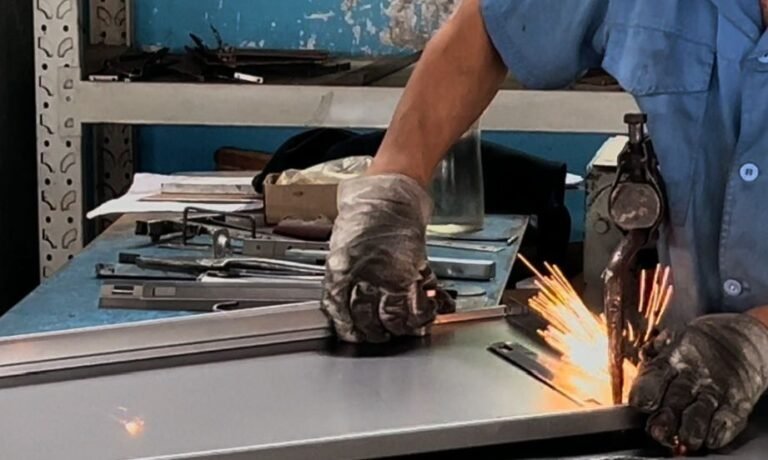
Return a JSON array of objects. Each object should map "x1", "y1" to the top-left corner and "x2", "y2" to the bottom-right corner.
[{"x1": 368, "y1": 0, "x2": 507, "y2": 186}]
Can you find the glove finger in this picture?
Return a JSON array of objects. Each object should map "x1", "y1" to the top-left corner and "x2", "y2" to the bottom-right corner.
[
  {"x1": 321, "y1": 275, "x2": 361, "y2": 343},
  {"x1": 419, "y1": 265, "x2": 456, "y2": 315},
  {"x1": 380, "y1": 286, "x2": 438, "y2": 337},
  {"x1": 349, "y1": 282, "x2": 390, "y2": 343},
  {"x1": 646, "y1": 370, "x2": 699, "y2": 447},
  {"x1": 679, "y1": 390, "x2": 719, "y2": 452},
  {"x1": 430, "y1": 287, "x2": 457, "y2": 315},
  {"x1": 379, "y1": 290, "x2": 415, "y2": 337},
  {"x1": 640, "y1": 328, "x2": 676, "y2": 361},
  {"x1": 629, "y1": 360, "x2": 677, "y2": 413},
  {"x1": 706, "y1": 404, "x2": 750, "y2": 450}
]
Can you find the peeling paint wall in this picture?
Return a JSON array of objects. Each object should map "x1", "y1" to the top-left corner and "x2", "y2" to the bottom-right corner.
[
  {"x1": 135, "y1": 0, "x2": 460, "y2": 55},
  {"x1": 379, "y1": 0, "x2": 460, "y2": 49}
]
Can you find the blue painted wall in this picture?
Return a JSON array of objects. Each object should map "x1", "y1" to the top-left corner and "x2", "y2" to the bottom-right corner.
[
  {"x1": 133, "y1": 1, "x2": 609, "y2": 241},
  {"x1": 134, "y1": 0, "x2": 402, "y2": 55}
]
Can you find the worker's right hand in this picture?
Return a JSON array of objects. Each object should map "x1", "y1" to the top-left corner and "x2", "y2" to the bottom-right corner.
[
  {"x1": 321, "y1": 174, "x2": 455, "y2": 343},
  {"x1": 629, "y1": 313, "x2": 768, "y2": 453}
]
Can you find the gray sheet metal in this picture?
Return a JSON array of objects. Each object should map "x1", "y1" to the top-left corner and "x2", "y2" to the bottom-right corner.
[{"x1": 0, "y1": 320, "x2": 641, "y2": 460}]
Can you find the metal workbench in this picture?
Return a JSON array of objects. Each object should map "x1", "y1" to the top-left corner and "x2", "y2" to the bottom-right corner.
[
  {"x1": 0, "y1": 213, "x2": 523, "y2": 336},
  {"x1": 1, "y1": 219, "x2": 767, "y2": 459}
]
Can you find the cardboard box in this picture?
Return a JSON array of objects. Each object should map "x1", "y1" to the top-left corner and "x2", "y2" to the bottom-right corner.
[{"x1": 263, "y1": 173, "x2": 338, "y2": 225}]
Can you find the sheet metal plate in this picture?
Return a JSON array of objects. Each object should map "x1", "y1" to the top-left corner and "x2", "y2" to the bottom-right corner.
[{"x1": 0, "y1": 320, "x2": 640, "y2": 460}]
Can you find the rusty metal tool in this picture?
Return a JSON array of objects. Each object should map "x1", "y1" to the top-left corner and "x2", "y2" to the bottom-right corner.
[{"x1": 604, "y1": 113, "x2": 666, "y2": 405}]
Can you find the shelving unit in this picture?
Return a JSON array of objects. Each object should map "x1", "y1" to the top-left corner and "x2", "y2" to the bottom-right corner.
[{"x1": 34, "y1": 0, "x2": 638, "y2": 277}]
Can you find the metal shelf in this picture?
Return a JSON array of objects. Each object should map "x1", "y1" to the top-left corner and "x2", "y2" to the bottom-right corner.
[
  {"x1": 34, "y1": 0, "x2": 636, "y2": 277},
  {"x1": 71, "y1": 80, "x2": 637, "y2": 132}
]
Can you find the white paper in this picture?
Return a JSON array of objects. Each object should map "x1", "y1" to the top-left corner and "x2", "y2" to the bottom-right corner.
[
  {"x1": 87, "y1": 173, "x2": 263, "y2": 219},
  {"x1": 590, "y1": 135, "x2": 628, "y2": 168},
  {"x1": 566, "y1": 173, "x2": 584, "y2": 187}
]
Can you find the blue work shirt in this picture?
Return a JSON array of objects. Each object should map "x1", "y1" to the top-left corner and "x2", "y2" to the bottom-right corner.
[{"x1": 481, "y1": 0, "x2": 768, "y2": 323}]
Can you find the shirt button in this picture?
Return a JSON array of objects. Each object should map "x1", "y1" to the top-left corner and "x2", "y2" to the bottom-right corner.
[
  {"x1": 740, "y1": 163, "x2": 760, "y2": 182},
  {"x1": 758, "y1": 53, "x2": 768, "y2": 64},
  {"x1": 723, "y1": 279, "x2": 743, "y2": 297}
]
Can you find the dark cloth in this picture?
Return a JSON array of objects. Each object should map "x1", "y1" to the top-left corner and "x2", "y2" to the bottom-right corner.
[{"x1": 253, "y1": 129, "x2": 571, "y2": 268}]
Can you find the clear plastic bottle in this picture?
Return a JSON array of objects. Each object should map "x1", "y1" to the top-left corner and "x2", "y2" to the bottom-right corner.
[{"x1": 428, "y1": 123, "x2": 485, "y2": 234}]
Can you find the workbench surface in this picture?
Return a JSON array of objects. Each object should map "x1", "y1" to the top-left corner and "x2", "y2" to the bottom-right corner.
[
  {"x1": 0, "y1": 218, "x2": 766, "y2": 459},
  {"x1": 0, "y1": 214, "x2": 524, "y2": 337}
]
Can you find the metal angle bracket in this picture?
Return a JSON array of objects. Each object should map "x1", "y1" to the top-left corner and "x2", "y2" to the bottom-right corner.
[
  {"x1": 0, "y1": 302, "x2": 516, "y2": 380},
  {"x1": 0, "y1": 302, "x2": 332, "y2": 380}
]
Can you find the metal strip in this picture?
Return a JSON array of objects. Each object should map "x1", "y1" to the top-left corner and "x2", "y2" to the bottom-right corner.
[
  {"x1": 283, "y1": 250, "x2": 497, "y2": 281},
  {"x1": 99, "y1": 281, "x2": 322, "y2": 311},
  {"x1": 0, "y1": 302, "x2": 518, "y2": 380},
  {"x1": 242, "y1": 239, "x2": 329, "y2": 258},
  {"x1": 489, "y1": 342, "x2": 587, "y2": 406},
  {"x1": 0, "y1": 302, "x2": 331, "y2": 379},
  {"x1": 430, "y1": 257, "x2": 496, "y2": 281}
]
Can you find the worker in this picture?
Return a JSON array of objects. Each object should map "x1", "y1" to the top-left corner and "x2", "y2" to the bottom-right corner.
[{"x1": 322, "y1": 0, "x2": 768, "y2": 453}]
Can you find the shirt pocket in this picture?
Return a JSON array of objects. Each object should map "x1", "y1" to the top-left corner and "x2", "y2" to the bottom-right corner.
[{"x1": 602, "y1": 25, "x2": 715, "y2": 226}]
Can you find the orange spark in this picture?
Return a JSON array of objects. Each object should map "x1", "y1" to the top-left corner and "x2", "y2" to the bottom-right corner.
[
  {"x1": 111, "y1": 407, "x2": 146, "y2": 438},
  {"x1": 518, "y1": 255, "x2": 673, "y2": 406},
  {"x1": 123, "y1": 417, "x2": 145, "y2": 437}
]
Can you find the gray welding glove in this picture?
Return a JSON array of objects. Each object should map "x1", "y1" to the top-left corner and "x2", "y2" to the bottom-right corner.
[
  {"x1": 629, "y1": 313, "x2": 768, "y2": 452},
  {"x1": 322, "y1": 174, "x2": 456, "y2": 343}
]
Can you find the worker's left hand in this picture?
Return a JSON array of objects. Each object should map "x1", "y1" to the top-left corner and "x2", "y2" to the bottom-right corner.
[
  {"x1": 629, "y1": 313, "x2": 768, "y2": 452},
  {"x1": 322, "y1": 174, "x2": 455, "y2": 344}
]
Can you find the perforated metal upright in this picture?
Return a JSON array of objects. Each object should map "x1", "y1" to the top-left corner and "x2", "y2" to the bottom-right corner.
[
  {"x1": 89, "y1": 0, "x2": 135, "y2": 235},
  {"x1": 34, "y1": 0, "x2": 85, "y2": 278},
  {"x1": 34, "y1": 0, "x2": 132, "y2": 278}
]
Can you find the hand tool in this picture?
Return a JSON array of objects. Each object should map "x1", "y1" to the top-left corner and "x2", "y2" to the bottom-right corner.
[
  {"x1": 604, "y1": 114, "x2": 666, "y2": 405},
  {"x1": 96, "y1": 263, "x2": 198, "y2": 281},
  {"x1": 119, "y1": 253, "x2": 326, "y2": 276}
]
